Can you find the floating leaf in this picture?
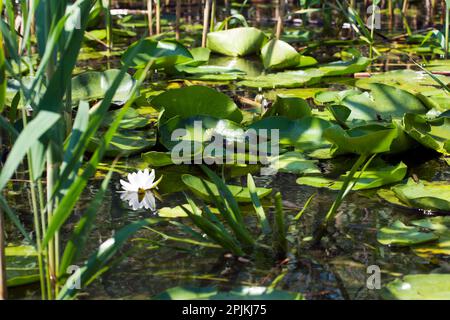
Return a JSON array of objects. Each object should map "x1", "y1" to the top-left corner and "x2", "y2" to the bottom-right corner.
[
  {"x1": 152, "y1": 86, "x2": 243, "y2": 124},
  {"x1": 71, "y1": 70, "x2": 135, "y2": 105},
  {"x1": 318, "y1": 57, "x2": 370, "y2": 76},
  {"x1": 392, "y1": 179, "x2": 450, "y2": 212},
  {"x1": 182, "y1": 174, "x2": 272, "y2": 203},
  {"x1": 261, "y1": 39, "x2": 301, "y2": 70},
  {"x1": 238, "y1": 69, "x2": 324, "y2": 89},
  {"x1": 207, "y1": 27, "x2": 266, "y2": 57},
  {"x1": 154, "y1": 286, "x2": 304, "y2": 300},
  {"x1": 402, "y1": 113, "x2": 450, "y2": 155},
  {"x1": 384, "y1": 274, "x2": 450, "y2": 300},
  {"x1": 122, "y1": 39, "x2": 193, "y2": 69},
  {"x1": 298, "y1": 162, "x2": 407, "y2": 190},
  {"x1": 377, "y1": 220, "x2": 438, "y2": 246},
  {"x1": 269, "y1": 151, "x2": 320, "y2": 174},
  {"x1": 5, "y1": 245, "x2": 39, "y2": 287},
  {"x1": 264, "y1": 95, "x2": 311, "y2": 119},
  {"x1": 88, "y1": 130, "x2": 156, "y2": 157}
]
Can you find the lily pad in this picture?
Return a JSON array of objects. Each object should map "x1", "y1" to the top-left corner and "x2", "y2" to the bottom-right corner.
[
  {"x1": 207, "y1": 27, "x2": 266, "y2": 57},
  {"x1": 324, "y1": 123, "x2": 399, "y2": 155},
  {"x1": 269, "y1": 152, "x2": 320, "y2": 174},
  {"x1": 402, "y1": 113, "x2": 450, "y2": 155},
  {"x1": 340, "y1": 84, "x2": 428, "y2": 121},
  {"x1": 88, "y1": 130, "x2": 156, "y2": 157},
  {"x1": 154, "y1": 286, "x2": 304, "y2": 300},
  {"x1": 392, "y1": 179, "x2": 450, "y2": 212},
  {"x1": 5, "y1": 245, "x2": 40, "y2": 287},
  {"x1": 122, "y1": 39, "x2": 193, "y2": 69},
  {"x1": 261, "y1": 39, "x2": 301, "y2": 70},
  {"x1": 248, "y1": 116, "x2": 333, "y2": 151},
  {"x1": 383, "y1": 274, "x2": 450, "y2": 300},
  {"x1": 238, "y1": 69, "x2": 324, "y2": 89},
  {"x1": 182, "y1": 174, "x2": 272, "y2": 203},
  {"x1": 71, "y1": 69, "x2": 135, "y2": 104},
  {"x1": 152, "y1": 86, "x2": 243, "y2": 124},
  {"x1": 297, "y1": 162, "x2": 407, "y2": 191},
  {"x1": 318, "y1": 57, "x2": 371, "y2": 76},
  {"x1": 377, "y1": 220, "x2": 438, "y2": 246},
  {"x1": 264, "y1": 95, "x2": 311, "y2": 119}
]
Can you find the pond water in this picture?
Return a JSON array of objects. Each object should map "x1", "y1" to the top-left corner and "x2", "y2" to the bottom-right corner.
[{"x1": 5, "y1": 1, "x2": 450, "y2": 300}]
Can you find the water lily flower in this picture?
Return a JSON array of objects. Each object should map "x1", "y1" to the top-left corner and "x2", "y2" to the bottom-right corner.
[
  {"x1": 120, "y1": 169, "x2": 162, "y2": 193},
  {"x1": 120, "y1": 190, "x2": 156, "y2": 211},
  {"x1": 119, "y1": 169, "x2": 162, "y2": 211}
]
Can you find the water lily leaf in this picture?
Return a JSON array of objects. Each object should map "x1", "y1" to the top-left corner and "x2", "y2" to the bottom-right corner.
[
  {"x1": 269, "y1": 151, "x2": 320, "y2": 174},
  {"x1": 159, "y1": 115, "x2": 244, "y2": 151},
  {"x1": 158, "y1": 205, "x2": 191, "y2": 218},
  {"x1": 238, "y1": 69, "x2": 324, "y2": 89},
  {"x1": 411, "y1": 216, "x2": 450, "y2": 232},
  {"x1": 183, "y1": 47, "x2": 211, "y2": 67},
  {"x1": 324, "y1": 123, "x2": 399, "y2": 155},
  {"x1": 377, "y1": 220, "x2": 438, "y2": 246},
  {"x1": 264, "y1": 95, "x2": 311, "y2": 119},
  {"x1": 297, "y1": 162, "x2": 407, "y2": 190},
  {"x1": 71, "y1": 69, "x2": 135, "y2": 105},
  {"x1": 425, "y1": 59, "x2": 450, "y2": 72},
  {"x1": 402, "y1": 113, "x2": 450, "y2": 155},
  {"x1": 297, "y1": 55, "x2": 318, "y2": 68},
  {"x1": 154, "y1": 286, "x2": 304, "y2": 300},
  {"x1": 152, "y1": 85, "x2": 243, "y2": 124},
  {"x1": 102, "y1": 107, "x2": 150, "y2": 130},
  {"x1": 208, "y1": 56, "x2": 264, "y2": 77},
  {"x1": 314, "y1": 89, "x2": 361, "y2": 105},
  {"x1": 248, "y1": 116, "x2": 333, "y2": 151},
  {"x1": 318, "y1": 57, "x2": 371, "y2": 76},
  {"x1": 207, "y1": 27, "x2": 267, "y2": 57},
  {"x1": 182, "y1": 174, "x2": 272, "y2": 203},
  {"x1": 392, "y1": 179, "x2": 450, "y2": 212},
  {"x1": 383, "y1": 274, "x2": 450, "y2": 300},
  {"x1": 340, "y1": 84, "x2": 427, "y2": 121},
  {"x1": 261, "y1": 39, "x2": 301, "y2": 70},
  {"x1": 5, "y1": 245, "x2": 40, "y2": 287},
  {"x1": 141, "y1": 151, "x2": 176, "y2": 167},
  {"x1": 122, "y1": 39, "x2": 193, "y2": 69},
  {"x1": 88, "y1": 130, "x2": 156, "y2": 157}
]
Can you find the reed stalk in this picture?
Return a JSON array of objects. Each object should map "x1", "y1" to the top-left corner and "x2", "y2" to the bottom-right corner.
[
  {"x1": 0, "y1": 207, "x2": 5, "y2": 300},
  {"x1": 210, "y1": 0, "x2": 216, "y2": 32},
  {"x1": 275, "y1": 0, "x2": 284, "y2": 39},
  {"x1": 202, "y1": 0, "x2": 211, "y2": 47},
  {"x1": 445, "y1": 0, "x2": 449, "y2": 59},
  {"x1": 147, "y1": 0, "x2": 153, "y2": 35},
  {"x1": 156, "y1": 0, "x2": 161, "y2": 35},
  {"x1": 175, "y1": 0, "x2": 181, "y2": 40}
]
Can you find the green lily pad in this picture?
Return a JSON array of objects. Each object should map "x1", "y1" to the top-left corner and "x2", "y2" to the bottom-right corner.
[
  {"x1": 238, "y1": 69, "x2": 324, "y2": 89},
  {"x1": 182, "y1": 174, "x2": 272, "y2": 203},
  {"x1": 102, "y1": 107, "x2": 150, "y2": 130},
  {"x1": 71, "y1": 69, "x2": 135, "y2": 104},
  {"x1": 5, "y1": 245, "x2": 40, "y2": 287},
  {"x1": 88, "y1": 130, "x2": 156, "y2": 157},
  {"x1": 122, "y1": 39, "x2": 193, "y2": 69},
  {"x1": 157, "y1": 205, "x2": 191, "y2": 218},
  {"x1": 340, "y1": 84, "x2": 427, "y2": 121},
  {"x1": 154, "y1": 286, "x2": 304, "y2": 300},
  {"x1": 402, "y1": 113, "x2": 450, "y2": 155},
  {"x1": 141, "y1": 151, "x2": 176, "y2": 167},
  {"x1": 261, "y1": 39, "x2": 301, "y2": 70},
  {"x1": 377, "y1": 220, "x2": 438, "y2": 246},
  {"x1": 392, "y1": 179, "x2": 450, "y2": 212},
  {"x1": 183, "y1": 47, "x2": 211, "y2": 67},
  {"x1": 152, "y1": 85, "x2": 243, "y2": 124},
  {"x1": 297, "y1": 162, "x2": 407, "y2": 190},
  {"x1": 159, "y1": 115, "x2": 244, "y2": 151},
  {"x1": 324, "y1": 123, "x2": 399, "y2": 155},
  {"x1": 425, "y1": 59, "x2": 450, "y2": 72},
  {"x1": 384, "y1": 274, "x2": 450, "y2": 300},
  {"x1": 207, "y1": 27, "x2": 266, "y2": 57},
  {"x1": 318, "y1": 57, "x2": 371, "y2": 76},
  {"x1": 248, "y1": 116, "x2": 333, "y2": 151},
  {"x1": 314, "y1": 89, "x2": 361, "y2": 105},
  {"x1": 264, "y1": 95, "x2": 311, "y2": 119},
  {"x1": 269, "y1": 151, "x2": 320, "y2": 174}
]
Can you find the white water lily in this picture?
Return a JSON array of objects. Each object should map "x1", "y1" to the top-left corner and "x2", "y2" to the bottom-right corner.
[
  {"x1": 120, "y1": 169, "x2": 162, "y2": 192},
  {"x1": 120, "y1": 190, "x2": 156, "y2": 211},
  {"x1": 119, "y1": 169, "x2": 162, "y2": 211}
]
